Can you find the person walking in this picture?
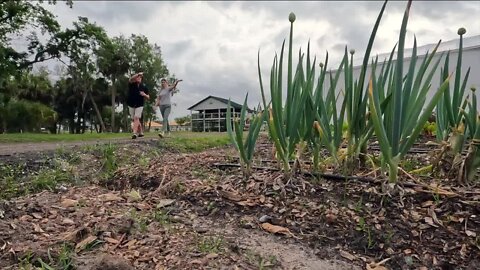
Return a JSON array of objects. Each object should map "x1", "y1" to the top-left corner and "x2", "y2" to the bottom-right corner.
[
  {"x1": 156, "y1": 78, "x2": 182, "y2": 137},
  {"x1": 127, "y1": 72, "x2": 150, "y2": 139}
]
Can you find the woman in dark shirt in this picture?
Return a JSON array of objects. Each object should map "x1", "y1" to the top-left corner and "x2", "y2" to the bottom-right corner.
[{"x1": 127, "y1": 72, "x2": 149, "y2": 139}]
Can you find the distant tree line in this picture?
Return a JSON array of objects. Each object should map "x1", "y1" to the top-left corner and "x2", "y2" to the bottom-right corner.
[{"x1": 0, "y1": 0, "x2": 171, "y2": 133}]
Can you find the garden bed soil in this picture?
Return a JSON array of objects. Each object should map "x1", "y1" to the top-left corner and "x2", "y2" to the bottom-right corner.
[{"x1": 0, "y1": 136, "x2": 479, "y2": 269}]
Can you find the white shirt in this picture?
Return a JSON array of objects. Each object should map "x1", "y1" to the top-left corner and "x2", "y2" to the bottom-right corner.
[{"x1": 158, "y1": 86, "x2": 174, "y2": 105}]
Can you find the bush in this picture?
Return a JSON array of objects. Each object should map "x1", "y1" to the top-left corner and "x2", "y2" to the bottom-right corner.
[{"x1": 0, "y1": 99, "x2": 57, "y2": 133}]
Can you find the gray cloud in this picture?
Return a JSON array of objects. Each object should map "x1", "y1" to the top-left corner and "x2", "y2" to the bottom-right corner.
[
  {"x1": 409, "y1": 1, "x2": 479, "y2": 20},
  {"x1": 65, "y1": 1, "x2": 162, "y2": 26},
  {"x1": 35, "y1": 1, "x2": 480, "y2": 121},
  {"x1": 164, "y1": 39, "x2": 194, "y2": 59}
]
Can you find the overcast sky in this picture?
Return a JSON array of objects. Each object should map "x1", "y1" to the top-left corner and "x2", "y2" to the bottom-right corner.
[{"x1": 42, "y1": 1, "x2": 480, "y2": 120}]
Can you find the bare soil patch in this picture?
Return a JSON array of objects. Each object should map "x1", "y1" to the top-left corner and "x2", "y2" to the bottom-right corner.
[
  {"x1": 0, "y1": 137, "x2": 133, "y2": 156},
  {"x1": 0, "y1": 136, "x2": 479, "y2": 269}
]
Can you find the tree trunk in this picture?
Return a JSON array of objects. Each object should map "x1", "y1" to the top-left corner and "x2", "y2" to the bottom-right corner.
[
  {"x1": 82, "y1": 111, "x2": 87, "y2": 133},
  {"x1": 49, "y1": 121, "x2": 57, "y2": 134},
  {"x1": 75, "y1": 107, "x2": 82, "y2": 134},
  {"x1": 123, "y1": 101, "x2": 129, "y2": 133},
  {"x1": 57, "y1": 120, "x2": 61, "y2": 134},
  {"x1": 111, "y1": 76, "x2": 117, "y2": 133},
  {"x1": 69, "y1": 116, "x2": 75, "y2": 134},
  {"x1": 2, "y1": 119, "x2": 6, "y2": 134},
  {"x1": 89, "y1": 90, "x2": 106, "y2": 133},
  {"x1": 148, "y1": 117, "x2": 152, "y2": 132}
]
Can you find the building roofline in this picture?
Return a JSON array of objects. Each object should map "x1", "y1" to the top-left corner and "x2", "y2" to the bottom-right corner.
[
  {"x1": 187, "y1": 95, "x2": 252, "y2": 111},
  {"x1": 326, "y1": 35, "x2": 480, "y2": 73}
]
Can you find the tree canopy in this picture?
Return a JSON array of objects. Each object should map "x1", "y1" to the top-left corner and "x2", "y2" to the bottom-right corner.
[{"x1": 0, "y1": 0, "x2": 170, "y2": 134}]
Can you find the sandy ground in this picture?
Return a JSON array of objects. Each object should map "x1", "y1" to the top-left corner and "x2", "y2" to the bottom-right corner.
[{"x1": 0, "y1": 137, "x2": 137, "y2": 156}]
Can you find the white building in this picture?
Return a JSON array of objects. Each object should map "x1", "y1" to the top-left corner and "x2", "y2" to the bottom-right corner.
[
  {"x1": 188, "y1": 95, "x2": 253, "y2": 132},
  {"x1": 324, "y1": 35, "x2": 480, "y2": 110}
]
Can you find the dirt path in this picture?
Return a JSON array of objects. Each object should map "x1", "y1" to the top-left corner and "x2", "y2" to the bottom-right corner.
[
  {"x1": 0, "y1": 141, "x2": 363, "y2": 270},
  {"x1": 1, "y1": 136, "x2": 478, "y2": 269},
  {"x1": 0, "y1": 184, "x2": 359, "y2": 270},
  {"x1": 0, "y1": 137, "x2": 143, "y2": 156}
]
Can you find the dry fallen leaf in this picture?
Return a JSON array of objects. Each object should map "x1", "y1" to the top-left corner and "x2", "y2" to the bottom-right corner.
[
  {"x1": 465, "y1": 230, "x2": 477, "y2": 237},
  {"x1": 366, "y1": 265, "x2": 388, "y2": 270},
  {"x1": 259, "y1": 195, "x2": 266, "y2": 203},
  {"x1": 63, "y1": 227, "x2": 90, "y2": 243},
  {"x1": 410, "y1": 210, "x2": 422, "y2": 222},
  {"x1": 449, "y1": 215, "x2": 463, "y2": 223},
  {"x1": 104, "y1": 237, "x2": 120, "y2": 244},
  {"x1": 135, "y1": 203, "x2": 151, "y2": 211},
  {"x1": 460, "y1": 244, "x2": 468, "y2": 257},
  {"x1": 366, "y1": 258, "x2": 391, "y2": 270},
  {"x1": 325, "y1": 213, "x2": 337, "y2": 224},
  {"x1": 62, "y1": 218, "x2": 75, "y2": 225},
  {"x1": 157, "y1": 199, "x2": 175, "y2": 208},
  {"x1": 31, "y1": 213, "x2": 42, "y2": 219},
  {"x1": 206, "y1": 253, "x2": 218, "y2": 259},
  {"x1": 61, "y1": 199, "x2": 78, "y2": 208},
  {"x1": 424, "y1": 217, "x2": 438, "y2": 227},
  {"x1": 124, "y1": 239, "x2": 137, "y2": 249},
  {"x1": 19, "y1": 215, "x2": 31, "y2": 222},
  {"x1": 339, "y1": 250, "x2": 357, "y2": 261},
  {"x1": 98, "y1": 193, "x2": 124, "y2": 202},
  {"x1": 260, "y1": 222, "x2": 288, "y2": 234},
  {"x1": 218, "y1": 190, "x2": 242, "y2": 202},
  {"x1": 428, "y1": 207, "x2": 443, "y2": 227},
  {"x1": 190, "y1": 259, "x2": 205, "y2": 265},
  {"x1": 236, "y1": 200, "x2": 257, "y2": 207},
  {"x1": 260, "y1": 223, "x2": 295, "y2": 238},
  {"x1": 421, "y1": 201, "x2": 434, "y2": 208},
  {"x1": 75, "y1": 235, "x2": 97, "y2": 252},
  {"x1": 33, "y1": 223, "x2": 44, "y2": 233}
]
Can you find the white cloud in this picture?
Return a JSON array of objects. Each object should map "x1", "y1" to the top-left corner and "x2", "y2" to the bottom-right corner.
[{"x1": 40, "y1": 1, "x2": 480, "y2": 120}]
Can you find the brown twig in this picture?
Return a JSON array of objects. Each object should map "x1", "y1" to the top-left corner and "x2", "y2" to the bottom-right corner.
[
  {"x1": 112, "y1": 233, "x2": 126, "y2": 250},
  {"x1": 398, "y1": 167, "x2": 458, "y2": 197},
  {"x1": 213, "y1": 163, "x2": 470, "y2": 198}
]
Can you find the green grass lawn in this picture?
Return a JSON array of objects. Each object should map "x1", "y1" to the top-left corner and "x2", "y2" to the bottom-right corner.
[
  {"x1": 159, "y1": 132, "x2": 231, "y2": 152},
  {"x1": 0, "y1": 132, "x2": 140, "y2": 143},
  {"x1": 0, "y1": 131, "x2": 232, "y2": 200},
  {"x1": 0, "y1": 131, "x2": 230, "y2": 144}
]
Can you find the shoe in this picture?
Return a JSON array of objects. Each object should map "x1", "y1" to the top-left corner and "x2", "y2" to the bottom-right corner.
[
  {"x1": 132, "y1": 134, "x2": 137, "y2": 139},
  {"x1": 158, "y1": 132, "x2": 164, "y2": 138},
  {"x1": 138, "y1": 134, "x2": 144, "y2": 138}
]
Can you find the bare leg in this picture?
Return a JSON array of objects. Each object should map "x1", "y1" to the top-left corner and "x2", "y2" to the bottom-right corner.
[
  {"x1": 137, "y1": 119, "x2": 143, "y2": 135},
  {"x1": 129, "y1": 106, "x2": 137, "y2": 137},
  {"x1": 133, "y1": 117, "x2": 140, "y2": 134},
  {"x1": 138, "y1": 114, "x2": 144, "y2": 136}
]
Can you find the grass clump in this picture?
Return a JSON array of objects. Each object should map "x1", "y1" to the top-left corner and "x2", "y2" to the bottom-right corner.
[
  {"x1": 159, "y1": 133, "x2": 230, "y2": 153},
  {"x1": 197, "y1": 236, "x2": 224, "y2": 254}
]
